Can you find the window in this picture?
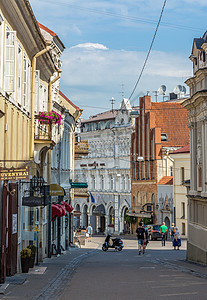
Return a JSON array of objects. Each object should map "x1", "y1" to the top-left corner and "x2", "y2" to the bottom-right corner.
[
  {"x1": 17, "y1": 45, "x2": 22, "y2": 104},
  {"x1": 132, "y1": 162, "x2": 135, "y2": 180},
  {"x1": 5, "y1": 28, "x2": 16, "y2": 92},
  {"x1": 198, "y1": 166, "x2": 202, "y2": 188},
  {"x1": 142, "y1": 161, "x2": 145, "y2": 180},
  {"x1": 100, "y1": 175, "x2": 104, "y2": 190},
  {"x1": 91, "y1": 175, "x2": 95, "y2": 190},
  {"x1": 181, "y1": 167, "x2": 185, "y2": 184},
  {"x1": 27, "y1": 61, "x2": 31, "y2": 112},
  {"x1": 146, "y1": 161, "x2": 150, "y2": 180},
  {"x1": 121, "y1": 175, "x2": 125, "y2": 191},
  {"x1": 109, "y1": 175, "x2": 114, "y2": 190},
  {"x1": 43, "y1": 86, "x2": 47, "y2": 111},
  {"x1": 133, "y1": 196, "x2": 135, "y2": 205},
  {"x1": 181, "y1": 202, "x2": 185, "y2": 218},
  {"x1": 170, "y1": 166, "x2": 173, "y2": 176},
  {"x1": 0, "y1": 14, "x2": 4, "y2": 89},
  {"x1": 23, "y1": 54, "x2": 27, "y2": 107},
  {"x1": 182, "y1": 223, "x2": 185, "y2": 235},
  {"x1": 126, "y1": 175, "x2": 130, "y2": 191},
  {"x1": 137, "y1": 162, "x2": 140, "y2": 180},
  {"x1": 161, "y1": 133, "x2": 168, "y2": 141}
]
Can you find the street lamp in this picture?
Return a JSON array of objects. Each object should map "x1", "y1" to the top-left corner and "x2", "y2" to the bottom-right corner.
[{"x1": 137, "y1": 156, "x2": 144, "y2": 162}]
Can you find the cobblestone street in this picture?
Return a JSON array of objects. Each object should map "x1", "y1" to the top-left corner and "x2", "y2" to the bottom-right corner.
[{"x1": 1, "y1": 237, "x2": 207, "y2": 299}]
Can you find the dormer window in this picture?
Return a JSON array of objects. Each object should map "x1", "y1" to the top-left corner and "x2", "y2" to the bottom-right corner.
[{"x1": 161, "y1": 133, "x2": 168, "y2": 141}]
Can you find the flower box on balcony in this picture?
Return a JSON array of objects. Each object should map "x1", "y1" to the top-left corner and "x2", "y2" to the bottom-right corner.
[{"x1": 36, "y1": 111, "x2": 61, "y2": 125}]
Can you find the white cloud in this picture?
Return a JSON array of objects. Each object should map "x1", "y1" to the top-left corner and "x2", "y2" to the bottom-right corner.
[
  {"x1": 60, "y1": 43, "x2": 192, "y2": 117},
  {"x1": 70, "y1": 43, "x2": 108, "y2": 50}
]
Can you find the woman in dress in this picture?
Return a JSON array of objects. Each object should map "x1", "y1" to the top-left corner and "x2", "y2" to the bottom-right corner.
[{"x1": 173, "y1": 227, "x2": 181, "y2": 250}]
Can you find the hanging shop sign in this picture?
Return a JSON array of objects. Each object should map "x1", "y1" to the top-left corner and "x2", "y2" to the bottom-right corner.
[
  {"x1": 0, "y1": 166, "x2": 29, "y2": 181},
  {"x1": 50, "y1": 184, "x2": 65, "y2": 196},
  {"x1": 22, "y1": 196, "x2": 44, "y2": 207}
]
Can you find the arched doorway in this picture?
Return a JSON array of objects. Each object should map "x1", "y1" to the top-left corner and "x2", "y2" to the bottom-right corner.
[
  {"x1": 82, "y1": 205, "x2": 88, "y2": 228},
  {"x1": 93, "y1": 204, "x2": 106, "y2": 233},
  {"x1": 164, "y1": 216, "x2": 170, "y2": 229},
  {"x1": 90, "y1": 205, "x2": 96, "y2": 233},
  {"x1": 108, "y1": 206, "x2": 115, "y2": 233},
  {"x1": 164, "y1": 216, "x2": 170, "y2": 238},
  {"x1": 121, "y1": 206, "x2": 129, "y2": 234}
]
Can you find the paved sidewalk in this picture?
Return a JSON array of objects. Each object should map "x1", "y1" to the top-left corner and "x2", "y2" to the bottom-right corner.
[{"x1": 0, "y1": 239, "x2": 100, "y2": 300}]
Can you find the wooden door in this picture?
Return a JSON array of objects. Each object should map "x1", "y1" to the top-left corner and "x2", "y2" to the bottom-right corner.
[{"x1": 6, "y1": 183, "x2": 18, "y2": 276}]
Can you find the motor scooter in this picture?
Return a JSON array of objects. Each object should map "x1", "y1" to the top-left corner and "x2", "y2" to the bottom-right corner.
[{"x1": 102, "y1": 234, "x2": 123, "y2": 251}]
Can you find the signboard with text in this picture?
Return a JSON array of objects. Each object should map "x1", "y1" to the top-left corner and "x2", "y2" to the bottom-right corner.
[{"x1": 0, "y1": 166, "x2": 29, "y2": 181}]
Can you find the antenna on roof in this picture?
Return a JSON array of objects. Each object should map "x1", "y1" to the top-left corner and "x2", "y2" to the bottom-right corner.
[
  {"x1": 158, "y1": 85, "x2": 166, "y2": 101},
  {"x1": 110, "y1": 97, "x2": 115, "y2": 113},
  {"x1": 121, "y1": 84, "x2": 124, "y2": 98},
  {"x1": 153, "y1": 91, "x2": 158, "y2": 102}
]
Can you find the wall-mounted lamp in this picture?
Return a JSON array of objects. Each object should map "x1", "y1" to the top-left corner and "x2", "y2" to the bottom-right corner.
[{"x1": 137, "y1": 156, "x2": 144, "y2": 162}]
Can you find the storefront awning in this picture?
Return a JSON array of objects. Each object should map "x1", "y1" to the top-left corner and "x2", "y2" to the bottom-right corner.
[
  {"x1": 61, "y1": 201, "x2": 73, "y2": 213},
  {"x1": 126, "y1": 212, "x2": 151, "y2": 218},
  {"x1": 93, "y1": 204, "x2": 105, "y2": 216},
  {"x1": 52, "y1": 203, "x2": 67, "y2": 220}
]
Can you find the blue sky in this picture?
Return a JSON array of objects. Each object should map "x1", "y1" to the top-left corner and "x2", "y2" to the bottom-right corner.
[{"x1": 30, "y1": 0, "x2": 207, "y2": 118}]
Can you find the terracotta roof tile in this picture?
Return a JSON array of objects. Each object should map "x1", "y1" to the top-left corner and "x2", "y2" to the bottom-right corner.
[
  {"x1": 157, "y1": 176, "x2": 173, "y2": 185},
  {"x1": 38, "y1": 22, "x2": 56, "y2": 37},
  {"x1": 82, "y1": 110, "x2": 118, "y2": 123},
  {"x1": 59, "y1": 91, "x2": 80, "y2": 111},
  {"x1": 171, "y1": 144, "x2": 190, "y2": 154}
]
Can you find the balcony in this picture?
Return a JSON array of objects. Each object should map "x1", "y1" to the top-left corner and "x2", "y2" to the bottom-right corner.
[
  {"x1": 34, "y1": 116, "x2": 56, "y2": 164},
  {"x1": 75, "y1": 140, "x2": 89, "y2": 159}
]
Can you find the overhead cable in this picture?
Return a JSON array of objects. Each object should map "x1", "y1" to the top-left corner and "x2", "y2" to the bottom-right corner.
[{"x1": 128, "y1": 0, "x2": 168, "y2": 101}]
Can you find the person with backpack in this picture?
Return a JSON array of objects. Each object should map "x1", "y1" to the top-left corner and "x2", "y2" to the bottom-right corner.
[
  {"x1": 142, "y1": 223, "x2": 149, "y2": 254},
  {"x1": 136, "y1": 222, "x2": 146, "y2": 255}
]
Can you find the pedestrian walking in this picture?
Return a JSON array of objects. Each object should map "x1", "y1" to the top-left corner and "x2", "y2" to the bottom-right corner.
[
  {"x1": 136, "y1": 222, "x2": 146, "y2": 255},
  {"x1": 142, "y1": 223, "x2": 149, "y2": 254},
  {"x1": 86, "y1": 224, "x2": 93, "y2": 242},
  {"x1": 173, "y1": 227, "x2": 181, "y2": 250},
  {"x1": 170, "y1": 223, "x2": 176, "y2": 244},
  {"x1": 160, "y1": 222, "x2": 168, "y2": 246}
]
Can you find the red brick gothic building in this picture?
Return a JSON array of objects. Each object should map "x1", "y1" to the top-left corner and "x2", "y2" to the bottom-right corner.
[{"x1": 130, "y1": 95, "x2": 189, "y2": 231}]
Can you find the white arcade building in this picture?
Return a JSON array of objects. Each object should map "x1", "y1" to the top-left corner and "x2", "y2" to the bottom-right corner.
[{"x1": 74, "y1": 99, "x2": 135, "y2": 234}]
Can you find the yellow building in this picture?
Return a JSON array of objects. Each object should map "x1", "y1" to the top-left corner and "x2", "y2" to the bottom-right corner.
[{"x1": 0, "y1": 1, "x2": 64, "y2": 281}]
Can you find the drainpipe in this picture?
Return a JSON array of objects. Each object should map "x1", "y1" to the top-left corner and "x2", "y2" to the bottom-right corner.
[
  {"x1": 47, "y1": 69, "x2": 62, "y2": 256},
  {"x1": 30, "y1": 41, "x2": 52, "y2": 160},
  {"x1": 75, "y1": 109, "x2": 83, "y2": 122}
]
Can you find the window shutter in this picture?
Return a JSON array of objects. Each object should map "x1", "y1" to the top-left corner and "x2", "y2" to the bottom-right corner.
[
  {"x1": 5, "y1": 29, "x2": 16, "y2": 92},
  {"x1": 27, "y1": 61, "x2": 31, "y2": 112},
  {"x1": 23, "y1": 54, "x2": 27, "y2": 107},
  {"x1": 17, "y1": 45, "x2": 22, "y2": 104},
  {"x1": 34, "y1": 70, "x2": 39, "y2": 112}
]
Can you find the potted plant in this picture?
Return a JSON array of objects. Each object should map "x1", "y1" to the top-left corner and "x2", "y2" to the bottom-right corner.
[
  {"x1": 27, "y1": 245, "x2": 36, "y2": 268},
  {"x1": 20, "y1": 248, "x2": 31, "y2": 273},
  {"x1": 37, "y1": 111, "x2": 61, "y2": 125}
]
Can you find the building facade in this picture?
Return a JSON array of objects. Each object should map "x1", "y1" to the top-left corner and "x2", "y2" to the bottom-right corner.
[
  {"x1": 131, "y1": 95, "x2": 189, "y2": 233},
  {"x1": 183, "y1": 31, "x2": 207, "y2": 264},
  {"x1": 171, "y1": 145, "x2": 190, "y2": 239},
  {"x1": 0, "y1": 1, "x2": 75, "y2": 281},
  {"x1": 74, "y1": 99, "x2": 134, "y2": 234}
]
